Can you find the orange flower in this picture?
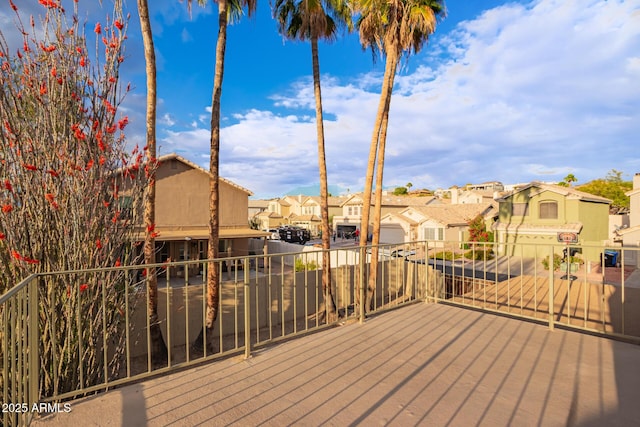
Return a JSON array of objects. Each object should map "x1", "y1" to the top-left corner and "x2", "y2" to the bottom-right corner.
[
  {"x1": 45, "y1": 193, "x2": 59, "y2": 209},
  {"x1": 114, "y1": 259, "x2": 121, "y2": 267},
  {"x1": 39, "y1": 83, "x2": 47, "y2": 95},
  {"x1": 79, "y1": 57, "x2": 86, "y2": 67},
  {"x1": 114, "y1": 20, "x2": 124, "y2": 30},
  {"x1": 118, "y1": 116, "x2": 129, "y2": 130},
  {"x1": 96, "y1": 239, "x2": 102, "y2": 249},
  {"x1": 9, "y1": 0, "x2": 17, "y2": 11},
  {"x1": 41, "y1": 44, "x2": 56, "y2": 53},
  {"x1": 22, "y1": 163, "x2": 38, "y2": 171},
  {"x1": 38, "y1": 0, "x2": 58, "y2": 8},
  {"x1": 85, "y1": 159, "x2": 94, "y2": 170},
  {"x1": 46, "y1": 169, "x2": 59, "y2": 177},
  {"x1": 4, "y1": 180, "x2": 12, "y2": 192},
  {"x1": 0, "y1": 231, "x2": 5, "y2": 240},
  {"x1": 2, "y1": 204, "x2": 13, "y2": 213},
  {"x1": 94, "y1": 22, "x2": 101, "y2": 34},
  {"x1": 80, "y1": 284, "x2": 88, "y2": 292}
]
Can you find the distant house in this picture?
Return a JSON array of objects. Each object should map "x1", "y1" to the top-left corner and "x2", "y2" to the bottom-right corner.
[
  {"x1": 450, "y1": 188, "x2": 498, "y2": 205},
  {"x1": 248, "y1": 199, "x2": 269, "y2": 220},
  {"x1": 467, "y1": 181, "x2": 504, "y2": 192},
  {"x1": 332, "y1": 193, "x2": 438, "y2": 237},
  {"x1": 493, "y1": 182, "x2": 611, "y2": 263},
  {"x1": 615, "y1": 173, "x2": 640, "y2": 266},
  {"x1": 135, "y1": 153, "x2": 269, "y2": 276},
  {"x1": 380, "y1": 203, "x2": 496, "y2": 245}
]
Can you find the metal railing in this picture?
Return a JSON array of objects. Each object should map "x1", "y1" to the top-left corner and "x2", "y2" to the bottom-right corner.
[
  {"x1": 1, "y1": 240, "x2": 639, "y2": 426},
  {"x1": 0, "y1": 243, "x2": 426, "y2": 426}
]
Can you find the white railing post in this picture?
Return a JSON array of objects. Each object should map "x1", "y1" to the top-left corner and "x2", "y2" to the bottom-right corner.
[
  {"x1": 359, "y1": 246, "x2": 365, "y2": 324},
  {"x1": 244, "y1": 258, "x2": 251, "y2": 359},
  {"x1": 548, "y1": 245, "x2": 555, "y2": 331}
]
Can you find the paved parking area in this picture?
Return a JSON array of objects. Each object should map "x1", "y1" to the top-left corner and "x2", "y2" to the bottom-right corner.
[{"x1": 33, "y1": 303, "x2": 640, "y2": 426}]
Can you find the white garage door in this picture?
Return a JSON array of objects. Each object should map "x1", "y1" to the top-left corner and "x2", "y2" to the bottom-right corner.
[{"x1": 379, "y1": 225, "x2": 405, "y2": 244}]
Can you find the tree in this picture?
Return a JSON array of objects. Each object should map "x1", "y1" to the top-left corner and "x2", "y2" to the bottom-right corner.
[
  {"x1": 355, "y1": 0, "x2": 445, "y2": 310},
  {"x1": 0, "y1": 0, "x2": 147, "y2": 397},
  {"x1": 393, "y1": 186, "x2": 408, "y2": 195},
  {"x1": 274, "y1": 0, "x2": 352, "y2": 321},
  {"x1": 406, "y1": 182, "x2": 413, "y2": 190},
  {"x1": 137, "y1": 0, "x2": 168, "y2": 367},
  {"x1": 558, "y1": 173, "x2": 577, "y2": 187},
  {"x1": 577, "y1": 169, "x2": 632, "y2": 213},
  {"x1": 188, "y1": 0, "x2": 257, "y2": 353}
]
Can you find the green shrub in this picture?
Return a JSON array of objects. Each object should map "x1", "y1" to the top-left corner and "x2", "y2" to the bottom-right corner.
[
  {"x1": 295, "y1": 258, "x2": 318, "y2": 272},
  {"x1": 542, "y1": 253, "x2": 563, "y2": 271},
  {"x1": 431, "y1": 251, "x2": 459, "y2": 261},
  {"x1": 464, "y1": 248, "x2": 494, "y2": 261}
]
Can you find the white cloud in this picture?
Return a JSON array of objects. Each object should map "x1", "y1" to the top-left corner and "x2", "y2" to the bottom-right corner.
[
  {"x1": 158, "y1": 0, "x2": 640, "y2": 198},
  {"x1": 159, "y1": 114, "x2": 176, "y2": 127}
]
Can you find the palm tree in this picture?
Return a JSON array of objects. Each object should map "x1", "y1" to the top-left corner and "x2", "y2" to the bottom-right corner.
[
  {"x1": 273, "y1": 0, "x2": 352, "y2": 321},
  {"x1": 564, "y1": 173, "x2": 577, "y2": 187},
  {"x1": 137, "y1": 0, "x2": 168, "y2": 368},
  {"x1": 355, "y1": 0, "x2": 445, "y2": 310},
  {"x1": 188, "y1": 0, "x2": 257, "y2": 352}
]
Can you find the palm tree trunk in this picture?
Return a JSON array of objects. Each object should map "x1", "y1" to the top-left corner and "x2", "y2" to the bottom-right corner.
[
  {"x1": 137, "y1": 0, "x2": 167, "y2": 367},
  {"x1": 361, "y1": 51, "x2": 398, "y2": 311},
  {"x1": 194, "y1": 0, "x2": 227, "y2": 353},
  {"x1": 311, "y1": 37, "x2": 336, "y2": 320}
]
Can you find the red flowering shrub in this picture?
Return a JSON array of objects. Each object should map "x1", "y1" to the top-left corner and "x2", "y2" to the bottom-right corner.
[{"x1": 0, "y1": 0, "x2": 153, "y2": 400}]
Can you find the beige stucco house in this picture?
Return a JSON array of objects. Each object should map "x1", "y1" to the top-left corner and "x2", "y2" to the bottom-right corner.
[
  {"x1": 616, "y1": 173, "x2": 640, "y2": 266},
  {"x1": 333, "y1": 193, "x2": 439, "y2": 238},
  {"x1": 380, "y1": 203, "x2": 496, "y2": 245},
  {"x1": 135, "y1": 153, "x2": 268, "y2": 276},
  {"x1": 493, "y1": 182, "x2": 611, "y2": 262}
]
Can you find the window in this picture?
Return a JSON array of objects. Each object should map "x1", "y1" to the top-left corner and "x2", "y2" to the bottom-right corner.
[
  {"x1": 348, "y1": 206, "x2": 353, "y2": 216},
  {"x1": 539, "y1": 201, "x2": 558, "y2": 219},
  {"x1": 423, "y1": 227, "x2": 444, "y2": 241},
  {"x1": 511, "y1": 203, "x2": 529, "y2": 216}
]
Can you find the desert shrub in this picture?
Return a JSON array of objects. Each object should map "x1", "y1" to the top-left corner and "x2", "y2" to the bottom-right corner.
[
  {"x1": 542, "y1": 253, "x2": 563, "y2": 271},
  {"x1": 431, "y1": 251, "x2": 459, "y2": 260},
  {"x1": 464, "y1": 248, "x2": 494, "y2": 261},
  {"x1": 295, "y1": 258, "x2": 318, "y2": 272}
]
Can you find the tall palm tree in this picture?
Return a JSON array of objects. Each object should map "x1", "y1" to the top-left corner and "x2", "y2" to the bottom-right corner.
[
  {"x1": 188, "y1": 0, "x2": 257, "y2": 352},
  {"x1": 355, "y1": 0, "x2": 445, "y2": 310},
  {"x1": 137, "y1": 0, "x2": 168, "y2": 368},
  {"x1": 273, "y1": 0, "x2": 352, "y2": 321}
]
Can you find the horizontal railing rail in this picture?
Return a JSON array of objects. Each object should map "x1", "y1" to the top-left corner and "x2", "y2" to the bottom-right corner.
[{"x1": 1, "y1": 240, "x2": 638, "y2": 426}]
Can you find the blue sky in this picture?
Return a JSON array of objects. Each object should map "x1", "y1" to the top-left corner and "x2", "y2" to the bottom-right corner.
[{"x1": 2, "y1": 0, "x2": 639, "y2": 198}]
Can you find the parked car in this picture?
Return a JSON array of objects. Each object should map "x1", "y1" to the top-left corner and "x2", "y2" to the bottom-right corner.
[
  {"x1": 267, "y1": 229, "x2": 280, "y2": 240},
  {"x1": 278, "y1": 226, "x2": 310, "y2": 244},
  {"x1": 390, "y1": 249, "x2": 416, "y2": 258}
]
